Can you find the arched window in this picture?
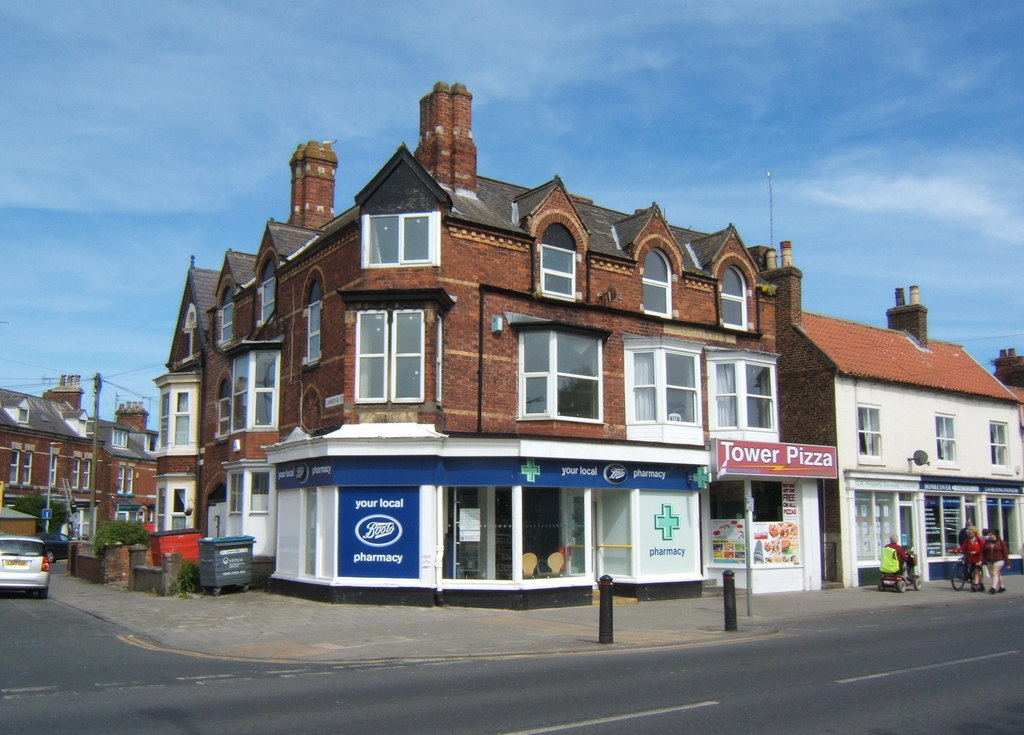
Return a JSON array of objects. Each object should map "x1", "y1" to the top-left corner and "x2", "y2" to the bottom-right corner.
[
  {"x1": 183, "y1": 305, "x2": 197, "y2": 356},
  {"x1": 642, "y1": 249, "x2": 671, "y2": 317},
  {"x1": 721, "y1": 267, "x2": 747, "y2": 329},
  {"x1": 259, "y1": 261, "x2": 276, "y2": 324},
  {"x1": 539, "y1": 223, "x2": 576, "y2": 299},
  {"x1": 219, "y1": 286, "x2": 234, "y2": 345},
  {"x1": 306, "y1": 280, "x2": 322, "y2": 364}
]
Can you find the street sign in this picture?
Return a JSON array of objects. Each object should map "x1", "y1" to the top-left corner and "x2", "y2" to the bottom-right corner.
[{"x1": 41, "y1": 508, "x2": 52, "y2": 520}]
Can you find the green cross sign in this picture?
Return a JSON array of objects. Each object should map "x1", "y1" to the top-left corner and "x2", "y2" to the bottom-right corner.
[
  {"x1": 654, "y1": 504, "x2": 680, "y2": 541},
  {"x1": 691, "y1": 466, "x2": 710, "y2": 489},
  {"x1": 520, "y1": 459, "x2": 541, "y2": 483}
]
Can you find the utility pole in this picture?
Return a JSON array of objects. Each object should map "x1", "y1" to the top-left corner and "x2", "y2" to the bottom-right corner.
[{"x1": 90, "y1": 373, "x2": 101, "y2": 538}]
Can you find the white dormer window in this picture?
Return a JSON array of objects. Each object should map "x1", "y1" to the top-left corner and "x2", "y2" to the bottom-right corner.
[
  {"x1": 539, "y1": 224, "x2": 576, "y2": 299},
  {"x1": 721, "y1": 267, "x2": 748, "y2": 329},
  {"x1": 220, "y1": 286, "x2": 234, "y2": 345},
  {"x1": 111, "y1": 429, "x2": 128, "y2": 448},
  {"x1": 642, "y1": 249, "x2": 671, "y2": 317},
  {"x1": 362, "y1": 212, "x2": 440, "y2": 267},
  {"x1": 259, "y1": 261, "x2": 276, "y2": 324}
]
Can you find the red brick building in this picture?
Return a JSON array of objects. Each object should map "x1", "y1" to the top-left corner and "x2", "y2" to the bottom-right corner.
[
  {"x1": 2, "y1": 376, "x2": 156, "y2": 536},
  {"x1": 155, "y1": 82, "x2": 828, "y2": 607}
]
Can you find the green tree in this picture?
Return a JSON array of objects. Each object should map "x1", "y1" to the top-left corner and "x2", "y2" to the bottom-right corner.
[{"x1": 10, "y1": 495, "x2": 69, "y2": 533}]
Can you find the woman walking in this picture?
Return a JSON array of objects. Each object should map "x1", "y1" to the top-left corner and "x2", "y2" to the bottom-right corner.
[
  {"x1": 952, "y1": 526, "x2": 986, "y2": 591},
  {"x1": 983, "y1": 529, "x2": 1010, "y2": 594}
]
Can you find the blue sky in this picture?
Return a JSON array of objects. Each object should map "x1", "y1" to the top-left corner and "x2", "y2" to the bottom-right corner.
[{"x1": 2, "y1": 1, "x2": 1023, "y2": 422}]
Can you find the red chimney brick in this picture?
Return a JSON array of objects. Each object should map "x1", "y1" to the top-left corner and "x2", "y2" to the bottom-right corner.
[
  {"x1": 289, "y1": 140, "x2": 338, "y2": 229},
  {"x1": 415, "y1": 81, "x2": 477, "y2": 194}
]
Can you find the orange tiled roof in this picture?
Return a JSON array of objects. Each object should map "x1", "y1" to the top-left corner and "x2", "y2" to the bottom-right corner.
[{"x1": 800, "y1": 312, "x2": 1018, "y2": 402}]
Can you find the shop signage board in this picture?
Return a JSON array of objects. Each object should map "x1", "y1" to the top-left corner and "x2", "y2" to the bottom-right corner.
[
  {"x1": 278, "y1": 456, "x2": 703, "y2": 491},
  {"x1": 338, "y1": 487, "x2": 420, "y2": 579},
  {"x1": 637, "y1": 491, "x2": 700, "y2": 576},
  {"x1": 712, "y1": 439, "x2": 837, "y2": 479}
]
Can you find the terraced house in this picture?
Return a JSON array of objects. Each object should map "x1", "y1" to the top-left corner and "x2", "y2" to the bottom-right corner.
[{"x1": 155, "y1": 82, "x2": 833, "y2": 608}]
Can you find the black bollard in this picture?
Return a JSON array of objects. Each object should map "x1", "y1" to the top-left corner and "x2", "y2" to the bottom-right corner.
[
  {"x1": 723, "y1": 570, "x2": 738, "y2": 632},
  {"x1": 598, "y1": 574, "x2": 614, "y2": 643}
]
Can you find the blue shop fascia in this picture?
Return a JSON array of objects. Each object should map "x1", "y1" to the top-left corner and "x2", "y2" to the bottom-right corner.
[{"x1": 265, "y1": 426, "x2": 708, "y2": 608}]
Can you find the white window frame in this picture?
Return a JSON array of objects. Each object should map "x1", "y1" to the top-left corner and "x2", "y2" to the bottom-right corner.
[
  {"x1": 935, "y1": 414, "x2": 957, "y2": 463},
  {"x1": 48, "y1": 452, "x2": 58, "y2": 487},
  {"x1": 217, "y1": 380, "x2": 230, "y2": 437},
  {"x1": 258, "y1": 262, "x2": 276, "y2": 324},
  {"x1": 539, "y1": 243, "x2": 576, "y2": 300},
  {"x1": 858, "y1": 405, "x2": 882, "y2": 460},
  {"x1": 251, "y1": 470, "x2": 270, "y2": 513},
  {"x1": 116, "y1": 466, "x2": 134, "y2": 496},
  {"x1": 520, "y1": 330, "x2": 603, "y2": 422},
  {"x1": 112, "y1": 428, "x2": 129, "y2": 448},
  {"x1": 361, "y1": 212, "x2": 440, "y2": 268},
  {"x1": 708, "y1": 353, "x2": 777, "y2": 432},
  {"x1": 219, "y1": 287, "x2": 234, "y2": 345},
  {"x1": 306, "y1": 282, "x2": 322, "y2": 365},
  {"x1": 990, "y1": 421, "x2": 1009, "y2": 468},
  {"x1": 229, "y1": 474, "x2": 243, "y2": 514},
  {"x1": 355, "y1": 310, "x2": 425, "y2": 403},
  {"x1": 721, "y1": 267, "x2": 748, "y2": 329},
  {"x1": 183, "y1": 305, "x2": 197, "y2": 356},
  {"x1": 230, "y1": 351, "x2": 280, "y2": 431},
  {"x1": 625, "y1": 345, "x2": 700, "y2": 426},
  {"x1": 642, "y1": 249, "x2": 672, "y2": 317}
]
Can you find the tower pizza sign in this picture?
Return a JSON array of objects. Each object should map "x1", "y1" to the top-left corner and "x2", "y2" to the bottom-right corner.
[{"x1": 713, "y1": 439, "x2": 837, "y2": 479}]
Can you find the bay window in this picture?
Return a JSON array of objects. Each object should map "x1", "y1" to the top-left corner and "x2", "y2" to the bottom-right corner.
[
  {"x1": 709, "y1": 353, "x2": 777, "y2": 431},
  {"x1": 355, "y1": 310, "x2": 424, "y2": 402},
  {"x1": 231, "y1": 351, "x2": 280, "y2": 431},
  {"x1": 521, "y1": 329, "x2": 602, "y2": 421}
]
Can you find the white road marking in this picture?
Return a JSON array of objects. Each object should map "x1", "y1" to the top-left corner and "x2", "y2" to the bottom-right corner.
[
  {"x1": 497, "y1": 701, "x2": 720, "y2": 734},
  {"x1": 836, "y1": 650, "x2": 1018, "y2": 684}
]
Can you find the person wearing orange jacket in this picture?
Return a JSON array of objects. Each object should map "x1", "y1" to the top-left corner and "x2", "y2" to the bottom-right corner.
[{"x1": 951, "y1": 525, "x2": 985, "y2": 592}]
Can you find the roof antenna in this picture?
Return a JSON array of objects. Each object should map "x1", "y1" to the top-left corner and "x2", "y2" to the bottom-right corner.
[{"x1": 766, "y1": 171, "x2": 774, "y2": 247}]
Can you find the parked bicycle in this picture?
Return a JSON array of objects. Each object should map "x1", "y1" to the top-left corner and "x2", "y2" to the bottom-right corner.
[{"x1": 950, "y1": 553, "x2": 975, "y2": 591}]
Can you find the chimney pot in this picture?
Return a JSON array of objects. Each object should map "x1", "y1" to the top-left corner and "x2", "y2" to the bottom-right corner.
[
  {"x1": 765, "y1": 248, "x2": 778, "y2": 269},
  {"x1": 894, "y1": 287, "x2": 906, "y2": 306},
  {"x1": 780, "y1": 240, "x2": 793, "y2": 267},
  {"x1": 909, "y1": 285, "x2": 920, "y2": 305}
]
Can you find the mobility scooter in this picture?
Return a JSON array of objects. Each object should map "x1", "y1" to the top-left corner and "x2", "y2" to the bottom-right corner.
[{"x1": 878, "y1": 544, "x2": 920, "y2": 593}]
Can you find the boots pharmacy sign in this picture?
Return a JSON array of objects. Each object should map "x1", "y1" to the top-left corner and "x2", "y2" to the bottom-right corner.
[
  {"x1": 339, "y1": 487, "x2": 420, "y2": 578},
  {"x1": 713, "y1": 440, "x2": 837, "y2": 479}
]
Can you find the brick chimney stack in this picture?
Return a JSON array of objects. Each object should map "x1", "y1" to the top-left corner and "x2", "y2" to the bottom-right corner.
[
  {"x1": 289, "y1": 140, "x2": 338, "y2": 229},
  {"x1": 886, "y1": 285, "x2": 928, "y2": 346},
  {"x1": 415, "y1": 81, "x2": 477, "y2": 194},
  {"x1": 994, "y1": 348, "x2": 1024, "y2": 388},
  {"x1": 42, "y1": 374, "x2": 84, "y2": 411},
  {"x1": 115, "y1": 401, "x2": 149, "y2": 432},
  {"x1": 761, "y1": 240, "x2": 803, "y2": 327}
]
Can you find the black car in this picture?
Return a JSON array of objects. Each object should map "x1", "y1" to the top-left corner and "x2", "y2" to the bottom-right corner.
[{"x1": 36, "y1": 532, "x2": 71, "y2": 562}]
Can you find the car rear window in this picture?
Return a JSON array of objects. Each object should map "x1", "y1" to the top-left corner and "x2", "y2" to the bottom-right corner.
[{"x1": 0, "y1": 540, "x2": 44, "y2": 556}]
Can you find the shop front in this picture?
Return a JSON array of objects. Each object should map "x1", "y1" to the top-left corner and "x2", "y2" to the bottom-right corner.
[
  {"x1": 918, "y1": 478, "x2": 1021, "y2": 581},
  {"x1": 706, "y1": 438, "x2": 835, "y2": 594},
  {"x1": 848, "y1": 475, "x2": 1022, "y2": 586},
  {"x1": 265, "y1": 426, "x2": 707, "y2": 608}
]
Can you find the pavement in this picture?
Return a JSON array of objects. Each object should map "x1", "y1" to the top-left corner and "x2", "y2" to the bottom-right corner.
[{"x1": 47, "y1": 567, "x2": 1021, "y2": 665}]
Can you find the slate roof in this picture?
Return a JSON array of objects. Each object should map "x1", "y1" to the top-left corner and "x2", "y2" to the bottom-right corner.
[
  {"x1": 225, "y1": 250, "x2": 257, "y2": 287},
  {"x1": 449, "y1": 177, "x2": 709, "y2": 274},
  {"x1": 0, "y1": 388, "x2": 85, "y2": 440},
  {"x1": 97, "y1": 419, "x2": 154, "y2": 461},
  {"x1": 267, "y1": 220, "x2": 316, "y2": 259},
  {"x1": 801, "y1": 312, "x2": 1018, "y2": 402},
  {"x1": 190, "y1": 267, "x2": 220, "y2": 322}
]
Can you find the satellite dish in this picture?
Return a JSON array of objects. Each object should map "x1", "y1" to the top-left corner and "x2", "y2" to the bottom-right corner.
[{"x1": 911, "y1": 450, "x2": 929, "y2": 466}]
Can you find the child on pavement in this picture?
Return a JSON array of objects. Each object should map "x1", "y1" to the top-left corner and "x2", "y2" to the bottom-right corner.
[{"x1": 983, "y1": 529, "x2": 1010, "y2": 594}]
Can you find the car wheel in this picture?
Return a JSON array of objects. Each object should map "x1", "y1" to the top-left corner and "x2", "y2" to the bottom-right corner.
[{"x1": 37, "y1": 588, "x2": 49, "y2": 600}]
